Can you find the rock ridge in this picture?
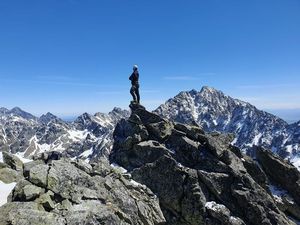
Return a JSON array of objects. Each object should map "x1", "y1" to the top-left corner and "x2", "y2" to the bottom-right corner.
[{"x1": 110, "y1": 103, "x2": 300, "y2": 225}]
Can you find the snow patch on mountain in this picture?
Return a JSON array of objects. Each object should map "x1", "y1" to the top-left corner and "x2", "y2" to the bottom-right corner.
[
  {"x1": 0, "y1": 181, "x2": 16, "y2": 207},
  {"x1": 154, "y1": 86, "x2": 300, "y2": 166},
  {"x1": 0, "y1": 107, "x2": 129, "y2": 161}
]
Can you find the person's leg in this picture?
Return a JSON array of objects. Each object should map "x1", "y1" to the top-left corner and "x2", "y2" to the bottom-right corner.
[
  {"x1": 135, "y1": 85, "x2": 140, "y2": 104},
  {"x1": 130, "y1": 86, "x2": 137, "y2": 102}
]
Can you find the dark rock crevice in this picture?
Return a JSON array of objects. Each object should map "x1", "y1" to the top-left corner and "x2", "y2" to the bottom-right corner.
[{"x1": 110, "y1": 103, "x2": 299, "y2": 225}]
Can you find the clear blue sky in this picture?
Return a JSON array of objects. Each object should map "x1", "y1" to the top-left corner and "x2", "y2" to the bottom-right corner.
[{"x1": 0, "y1": 0, "x2": 299, "y2": 121}]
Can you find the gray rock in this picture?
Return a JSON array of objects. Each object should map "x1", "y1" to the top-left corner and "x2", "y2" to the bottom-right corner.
[
  {"x1": 256, "y1": 147, "x2": 300, "y2": 206},
  {"x1": 2, "y1": 151, "x2": 23, "y2": 171},
  {"x1": 146, "y1": 121, "x2": 173, "y2": 142},
  {"x1": 23, "y1": 159, "x2": 45, "y2": 178},
  {"x1": 132, "y1": 155, "x2": 206, "y2": 224},
  {"x1": 0, "y1": 162, "x2": 7, "y2": 169},
  {"x1": 28, "y1": 164, "x2": 49, "y2": 187},
  {"x1": 0, "y1": 167, "x2": 23, "y2": 183},
  {"x1": 71, "y1": 159, "x2": 93, "y2": 174},
  {"x1": 242, "y1": 155, "x2": 268, "y2": 189},
  {"x1": 174, "y1": 122, "x2": 205, "y2": 142},
  {"x1": 0, "y1": 202, "x2": 65, "y2": 225},
  {"x1": 0, "y1": 155, "x2": 166, "y2": 225},
  {"x1": 111, "y1": 106, "x2": 297, "y2": 225},
  {"x1": 35, "y1": 192, "x2": 55, "y2": 211},
  {"x1": 12, "y1": 180, "x2": 44, "y2": 201}
]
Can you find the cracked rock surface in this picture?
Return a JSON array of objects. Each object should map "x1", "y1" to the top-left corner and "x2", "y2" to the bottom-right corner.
[
  {"x1": 110, "y1": 103, "x2": 300, "y2": 225},
  {"x1": 0, "y1": 151, "x2": 165, "y2": 225}
]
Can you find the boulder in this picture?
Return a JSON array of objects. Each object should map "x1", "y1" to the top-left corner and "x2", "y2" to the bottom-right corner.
[
  {"x1": 0, "y1": 167, "x2": 23, "y2": 183},
  {"x1": 111, "y1": 106, "x2": 297, "y2": 225},
  {"x1": 0, "y1": 156, "x2": 166, "y2": 225},
  {"x1": 12, "y1": 179, "x2": 45, "y2": 201},
  {"x1": 0, "y1": 202, "x2": 65, "y2": 225},
  {"x1": 2, "y1": 151, "x2": 23, "y2": 171},
  {"x1": 241, "y1": 155, "x2": 268, "y2": 189},
  {"x1": 205, "y1": 201, "x2": 246, "y2": 225},
  {"x1": 132, "y1": 155, "x2": 206, "y2": 224},
  {"x1": 146, "y1": 120, "x2": 173, "y2": 142},
  {"x1": 256, "y1": 147, "x2": 300, "y2": 206}
]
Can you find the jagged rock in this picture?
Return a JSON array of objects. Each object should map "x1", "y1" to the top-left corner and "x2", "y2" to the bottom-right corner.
[
  {"x1": 2, "y1": 151, "x2": 23, "y2": 171},
  {"x1": 256, "y1": 147, "x2": 300, "y2": 206},
  {"x1": 277, "y1": 195, "x2": 300, "y2": 220},
  {"x1": 197, "y1": 170, "x2": 231, "y2": 198},
  {"x1": 241, "y1": 155, "x2": 268, "y2": 189},
  {"x1": 28, "y1": 164, "x2": 49, "y2": 187},
  {"x1": 130, "y1": 103, "x2": 163, "y2": 125},
  {"x1": 205, "y1": 133, "x2": 234, "y2": 158},
  {"x1": 12, "y1": 179, "x2": 45, "y2": 201},
  {"x1": 132, "y1": 155, "x2": 206, "y2": 225},
  {"x1": 0, "y1": 162, "x2": 7, "y2": 169},
  {"x1": 174, "y1": 122, "x2": 205, "y2": 141},
  {"x1": 91, "y1": 157, "x2": 112, "y2": 177},
  {"x1": 146, "y1": 121, "x2": 174, "y2": 142},
  {"x1": 165, "y1": 131, "x2": 201, "y2": 167},
  {"x1": 154, "y1": 87, "x2": 299, "y2": 160},
  {"x1": 0, "y1": 106, "x2": 129, "y2": 162},
  {"x1": 23, "y1": 159, "x2": 46, "y2": 178},
  {"x1": 0, "y1": 202, "x2": 65, "y2": 225},
  {"x1": 128, "y1": 113, "x2": 143, "y2": 125},
  {"x1": 205, "y1": 201, "x2": 246, "y2": 225},
  {"x1": 0, "y1": 167, "x2": 23, "y2": 183},
  {"x1": 36, "y1": 192, "x2": 55, "y2": 211},
  {"x1": 111, "y1": 106, "x2": 298, "y2": 225},
  {"x1": 71, "y1": 159, "x2": 93, "y2": 174},
  {"x1": 33, "y1": 151, "x2": 63, "y2": 163},
  {"x1": 116, "y1": 140, "x2": 171, "y2": 170},
  {"x1": 0, "y1": 155, "x2": 166, "y2": 225}
]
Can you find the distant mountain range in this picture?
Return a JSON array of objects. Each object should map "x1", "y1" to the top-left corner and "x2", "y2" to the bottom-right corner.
[
  {"x1": 0, "y1": 106, "x2": 129, "y2": 162},
  {"x1": 0, "y1": 86, "x2": 299, "y2": 168},
  {"x1": 155, "y1": 87, "x2": 300, "y2": 167}
]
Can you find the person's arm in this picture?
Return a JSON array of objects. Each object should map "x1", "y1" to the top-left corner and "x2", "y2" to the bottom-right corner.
[{"x1": 129, "y1": 73, "x2": 133, "y2": 80}]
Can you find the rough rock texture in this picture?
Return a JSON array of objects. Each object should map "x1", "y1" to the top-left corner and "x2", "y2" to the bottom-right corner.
[
  {"x1": 154, "y1": 86, "x2": 300, "y2": 166},
  {"x1": 256, "y1": 147, "x2": 300, "y2": 220},
  {"x1": 0, "y1": 151, "x2": 165, "y2": 225},
  {"x1": 0, "y1": 107, "x2": 129, "y2": 161},
  {"x1": 110, "y1": 103, "x2": 300, "y2": 225}
]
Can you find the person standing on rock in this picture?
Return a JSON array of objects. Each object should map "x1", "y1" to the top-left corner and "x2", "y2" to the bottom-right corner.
[{"x1": 129, "y1": 65, "x2": 140, "y2": 104}]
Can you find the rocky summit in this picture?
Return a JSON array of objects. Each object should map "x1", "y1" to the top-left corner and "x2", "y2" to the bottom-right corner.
[
  {"x1": 110, "y1": 103, "x2": 300, "y2": 225},
  {"x1": 154, "y1": 86, "x2": 300, "y2": 164},
  {"x1": 1, "y1": 103, "x2": 300, "y2": 225}
]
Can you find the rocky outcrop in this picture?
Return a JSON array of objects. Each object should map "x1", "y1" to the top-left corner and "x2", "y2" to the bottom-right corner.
[
  {"x1": 0, "y1": 151, "x2": 165, "y2": 225},
  {"x1": 0, "y1": 151, "x2": 24, "y2": 183},
  {"x1": 154, "y1": 86, "x2": 300, "y2": 163},
  {"x1": 110, "y1": 103, "x2": 300, "y2": 225}
]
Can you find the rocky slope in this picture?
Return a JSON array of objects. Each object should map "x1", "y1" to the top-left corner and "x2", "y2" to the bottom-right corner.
[
  {"x1": 1, "y1": 87, "x2": 299, "y2": 168},
  {"x1": 154, "y1": 86, "x2": 300, "y2": 166},
  {"x1": 0, "y1": 107, "x2": 129, "y2": 161},
  {"x1": 0, "y1": 151, "x2": 165, "y2": 225},
  {"x1": 1, "y1": 104, "x2": 300, "y2": 224},
  {"x1": 110, "y1": 103, "x2": 300, "y2": 225}
]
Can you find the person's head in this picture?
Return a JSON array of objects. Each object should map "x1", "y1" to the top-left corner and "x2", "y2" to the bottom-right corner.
[{"x1": 133, "y1": 65, "x2": 138, "y2": 71}]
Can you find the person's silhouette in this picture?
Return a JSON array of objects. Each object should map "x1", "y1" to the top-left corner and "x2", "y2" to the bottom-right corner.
[{"x1": 129, "y1": 65, "x2": 140, "y2": 104}]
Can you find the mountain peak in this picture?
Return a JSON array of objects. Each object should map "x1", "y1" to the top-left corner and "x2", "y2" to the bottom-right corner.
[
  {"x1": 0, "y1": 107, "x2": 9, "y2": 114},
  {"x1": 9, "y1": 107, "x2": 36, "y2": 120},
  {"x1": 155, "y1": 86, "x2": 298, "y2": 160},
  {"x1": 200, "y1": 86, "x2": 218, "y2": 93},
  {"x1": 199, "y1": 86, "x2": 225, "y2": 98},
  {"x1": 39, "y1": 112, "x2": 58, "y2": 124}
]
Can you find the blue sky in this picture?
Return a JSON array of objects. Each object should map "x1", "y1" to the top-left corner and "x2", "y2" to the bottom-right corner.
[{"x1": 0, "y1": 0, "x2": 299, "y2": 121}]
